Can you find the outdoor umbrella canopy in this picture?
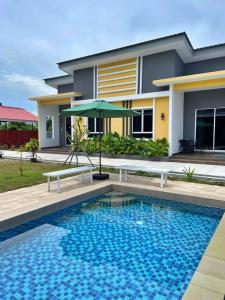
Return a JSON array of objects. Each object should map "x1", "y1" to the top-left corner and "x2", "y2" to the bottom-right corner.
[{"x1": 62, "y1": 100, "x2": 140, "y2": 180}]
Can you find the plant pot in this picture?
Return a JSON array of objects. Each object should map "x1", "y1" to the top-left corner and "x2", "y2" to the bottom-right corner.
[
  {"x1": 0, "y1": 153, "x2": 2, "y2": 159},
  {"x1": 30, "y1": 157, "x2": 38, "y2": 162}
]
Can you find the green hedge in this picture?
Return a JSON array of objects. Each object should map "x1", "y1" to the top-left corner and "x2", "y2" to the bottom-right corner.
[{"x1": 81, "y1": 132, "x2": 169, "y2": 157}]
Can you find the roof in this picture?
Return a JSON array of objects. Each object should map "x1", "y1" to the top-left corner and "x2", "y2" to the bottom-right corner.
[
  {"x1": 0, "y1": 106, "x2": 38, "y2": 122},
  {"x1": 45, "y1": 32, "x2": 225, "y2": 86},
  {"x1": 153, "y1": 69, "x2": 225, "y2": 87},
  {"x1": 29, "y1": 92, "x2": 82, "y2": 101},
  {"x1": 58, "y1": 32, "x2": 191, "y2": 67},
  {"x1": 44, "y1": 74, "x2": 73, "y2": 88}
]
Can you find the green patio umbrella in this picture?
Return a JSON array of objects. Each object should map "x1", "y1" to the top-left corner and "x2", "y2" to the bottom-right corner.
[{"x1": 62, "y1": 100, "x2": 139, "y2": 180}]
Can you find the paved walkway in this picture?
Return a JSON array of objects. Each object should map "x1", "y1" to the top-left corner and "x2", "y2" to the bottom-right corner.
[
  {"x1": 2, "y1": 150, "x2": 225, "y2": 179},
  {"x1": 1, "y1": 173, "x2": 225, "y2": 223}
]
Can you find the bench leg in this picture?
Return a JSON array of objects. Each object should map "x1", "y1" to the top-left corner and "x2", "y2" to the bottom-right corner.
[
  {"x1": 90, "y1": 170, "x2": 93, "y2": 183},
  {"x1": 164, "y1": 173, "x2": 168, "y2": 185},
  {"x1": 125, "y1": 169, "x2": 128, "y2": 181},
  {"x1": 160, "y1": 173, "x2": 164, "y2": 188},
  {"x1": 48, "y1": 177, "x2": 51, "y2": 192},
  {"x1": 57, "y1": 176, "x2": 61, "y2": 193},
  {"x1": 119, "y1": 169, "x2": 122, "y2": 182}
]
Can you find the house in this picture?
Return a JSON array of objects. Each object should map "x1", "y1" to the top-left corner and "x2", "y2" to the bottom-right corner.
[
  {"x1": 0, "y1": 104, "x2": 38, "y2": 146},
  {"x1": 30, "y1": 32, "x2": 225, "y2": 155},
  {"x1": 0, "y1": 104, "x2": 37, "y2": 128}
]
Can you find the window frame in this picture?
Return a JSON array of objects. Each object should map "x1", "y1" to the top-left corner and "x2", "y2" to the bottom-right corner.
[
  {"x1": 46, "y1": 115, "x2": 54, "y2": 140},
  {"x1": 132, "y1": 107, "x2": 153, "y2": 138},
  {"x1": 87, "y1": 117, "x2": 103, "y2": 135}
]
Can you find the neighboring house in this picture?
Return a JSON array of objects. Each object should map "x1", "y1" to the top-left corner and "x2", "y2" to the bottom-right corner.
[
  {"x1": 30, "y1": 32, "x2": 225, "y2": 155},
  {"x1": 0, "y1": 104, "x2": 38, "y2": 127},
  {"x1": 0, "y1": 104, "x2": 38, "y2": 146}
]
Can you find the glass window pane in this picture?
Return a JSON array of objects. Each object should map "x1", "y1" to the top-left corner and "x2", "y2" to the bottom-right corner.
[
  {"x1": 196, "y1": 109, "x2": 214, "y2": 150},
  {"x1": 143, "y1": 110, "x2": 153, "y2": 132},
  {"x1": 65, "y1": 117, "x2": 71, "y2": 145},
  {"x1": 88, "y1": 118, "x2": 95, "y2": 132},
  {"x1": 46, "y1": 116, "x2": 53, "y2": 139},
  {"x1": 96, "y1": 118, "x2": 103, "y2": 133},
  {"x1": 133, "y1": 111, "x2": 142, "y2": 132},
  {"x1": 215, "y1": 108, "x2": 225, "y2": 150}
]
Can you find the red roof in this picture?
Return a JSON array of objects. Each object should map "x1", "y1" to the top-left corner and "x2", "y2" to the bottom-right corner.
[{"x1": 0, "y1": 105, "x2": 38, "y2": 122}]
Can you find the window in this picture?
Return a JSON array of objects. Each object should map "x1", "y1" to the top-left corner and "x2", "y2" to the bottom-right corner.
[
  {"x1": 46, "y1": 115, "x2": 54, "y2": 139},
  {"x1": 132, "y1": 109, "x2": 153, "y2": 138},
  {"x1": 87, "y1": 118, "x2": 103, "y2": 137}
]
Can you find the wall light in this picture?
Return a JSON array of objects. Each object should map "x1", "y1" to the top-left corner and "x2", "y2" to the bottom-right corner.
[{"x1": 161, "y1": 113, "x2": 165, "y2": 120}]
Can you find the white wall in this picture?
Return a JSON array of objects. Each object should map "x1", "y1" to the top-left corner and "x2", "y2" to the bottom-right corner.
[
  {"x1": 38, "y1": 103, "x2": 60, "y2": 148},
  {"x1": 169, "y1": 88, "x2": 184, "y2": 155}
]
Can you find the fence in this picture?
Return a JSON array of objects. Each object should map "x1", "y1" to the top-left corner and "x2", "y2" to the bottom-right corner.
[{"x1": 0, "y1": 130, "x2": 38, "y2": 146}]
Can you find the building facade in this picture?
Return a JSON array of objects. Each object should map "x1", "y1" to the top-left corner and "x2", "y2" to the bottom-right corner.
[{"x1": 30, "y1": 32, "x2": 225, "y2": 155}]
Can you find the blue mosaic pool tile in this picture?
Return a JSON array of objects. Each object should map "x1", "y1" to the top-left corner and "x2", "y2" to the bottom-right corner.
[{"x1": 0, "y1": 192, "x2": 223, "y2": 299}]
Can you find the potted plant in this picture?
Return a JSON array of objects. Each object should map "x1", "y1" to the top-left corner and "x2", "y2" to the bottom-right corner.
[{"x1": 24, "y1": 139, "x2": 39, "y2": 162}]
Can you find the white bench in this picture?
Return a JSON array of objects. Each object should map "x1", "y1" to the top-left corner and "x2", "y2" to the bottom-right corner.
[
  {"x1": 118, "y1": 165, "x2": 169, "y2": 188},
  {"x1": 43, "y1": 166, "x2": 96, "y2": 192}
]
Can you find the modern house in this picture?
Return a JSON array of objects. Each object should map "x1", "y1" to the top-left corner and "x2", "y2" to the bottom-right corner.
[{"x1": 30, "y1": 32, "x2": 225, "y2": 155}]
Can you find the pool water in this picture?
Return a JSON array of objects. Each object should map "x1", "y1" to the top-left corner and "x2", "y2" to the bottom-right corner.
[{"x1": 0, "y1": 192, "x2": 223, "y2": 300}]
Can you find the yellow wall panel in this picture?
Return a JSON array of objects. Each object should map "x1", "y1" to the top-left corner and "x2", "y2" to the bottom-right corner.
[
  {"x1": 100, "y1": 90, "x2": 136, "y2": 98},
  {"x1": 98, "y1": 76, "x2": 136, "y2": 86},
  {"x1": 98, "y1": 83, "x2": 136, "y2": 93},
  {"x1": 98, "y1": 64, "x2": 136, "y2": 75},
  {"x1": 154, "y1": 97, "x2": 169, "y2": 140},
  {"x1": 131, "y1": 99, "x2": 153, "y2": 108},
  {"x1": 110, "y1": 101, "x2": 123, "y2": 135},
  {"x1": 174, "y1": 78, "x2": 225, "y2": 91},
  {"x1": 98, "y1": 70, "x2": 136, "y2": 81},
  {"x1": 98, "y1": 58, "x2": 136, "y2": 69},
  {"x1": 40, "y1": 98, "x2": 71, "y2": 105}
]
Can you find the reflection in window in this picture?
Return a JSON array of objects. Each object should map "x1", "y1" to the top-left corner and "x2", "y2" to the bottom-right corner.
[
  {"x1": 196, "y1": 109, "x2": 214, "y2": 150},
  {"x1": 46, "y1": 115, "x2": 54, "y2": 139},
  {"x1": 215, "y1": 108, "x2": 225, "y2": 150},
  {"x1": 132, "y1": 109, "x2": 153, "y2": 138},
  {"x1": 87, "y1": 118, "x2": 103, "y2": 137}
]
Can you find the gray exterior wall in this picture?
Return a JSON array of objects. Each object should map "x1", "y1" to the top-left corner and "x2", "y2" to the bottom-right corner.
[
  {"x1": 142, "y1": 50, "x2": 184, "y2": 93},
  {"x1": 183, "y1": 88, "x2": 225, "y2": 140},
  {"x1": 58, "y1": 83, "x2": 74, "y2": 94},
  {"x1": 73, "y1": 67, "x2": 93, "y2": 99},
  {"x1": 59, "y1": 104, "x2": 70, "y2": 146},
  {"x1": 184, "y1": 56, "x2": 225, "y2": 75}
]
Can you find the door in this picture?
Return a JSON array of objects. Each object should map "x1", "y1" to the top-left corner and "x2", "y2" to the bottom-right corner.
[
  {"x1": 196, "y1": 109, "x2": 214, "y2": 150},
  {"x1": 215, "y1": 108, "x2": 225, "y2": 150},
  {"x1": 195, "y1": 107, "x2": 225, "y2": 151},
  {"x1": 65, "y1": 117, "x2": 71, "y2": 145}
]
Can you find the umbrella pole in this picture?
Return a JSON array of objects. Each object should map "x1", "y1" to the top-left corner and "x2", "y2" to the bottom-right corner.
[
  {"x1": 93, "y1": 111, "x2": 109, "y2": 180},
  {"x1": 99, "y1": 112, "x2": 102, "y2": 174}
]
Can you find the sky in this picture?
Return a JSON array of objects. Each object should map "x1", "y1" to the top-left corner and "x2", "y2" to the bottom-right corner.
[{"x1": 0, "y1": 0, "x2": 225, "y2": 114}]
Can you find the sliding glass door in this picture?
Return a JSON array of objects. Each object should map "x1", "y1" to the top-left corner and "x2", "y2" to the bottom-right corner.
[
  {"x1": 196, "y1": 107, "x2": 225, "y2": 151},
  {"x1": 215, "y1": 108, "x2": 225, "y2": 150}
]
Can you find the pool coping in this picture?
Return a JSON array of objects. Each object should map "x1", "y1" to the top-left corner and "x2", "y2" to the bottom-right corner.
[{"x1": 0, "y1": 180, "x2": 225, "y2": 299}]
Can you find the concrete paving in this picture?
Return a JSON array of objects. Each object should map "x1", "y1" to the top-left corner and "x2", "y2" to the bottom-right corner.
[{"x1": 2, "y1": 150, "x2": 225, "y2": 179}]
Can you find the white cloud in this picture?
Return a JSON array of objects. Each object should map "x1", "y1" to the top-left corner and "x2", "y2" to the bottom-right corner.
[{"x1": 2, "y1": 72, "x2": 54, "y2": 95}]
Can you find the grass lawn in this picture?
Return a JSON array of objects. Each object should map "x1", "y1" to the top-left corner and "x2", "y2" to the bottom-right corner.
[{"x1": 0, "y1": 159, "x2": 70, "y2": 193}]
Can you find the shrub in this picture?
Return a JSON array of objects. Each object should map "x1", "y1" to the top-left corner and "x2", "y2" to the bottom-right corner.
[
  {"x1": 183, "y1": 167, "x2": 196, "y2": 181},
  {"x1": 81, "y1": 133, "x2": 169, "y2": 157},
  {"x1": 24, "y1": 139, "x2": 39, "y2": 161}
]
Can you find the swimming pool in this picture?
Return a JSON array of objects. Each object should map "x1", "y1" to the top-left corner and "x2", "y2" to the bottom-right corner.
[{"x1": 0, "y1": 192, "x2": 223, "y2": 299}]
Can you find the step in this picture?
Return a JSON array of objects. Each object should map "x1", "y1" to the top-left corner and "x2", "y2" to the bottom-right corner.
[{"x1": 170, "y1": 158, "x2": 225, "y2": 166}]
